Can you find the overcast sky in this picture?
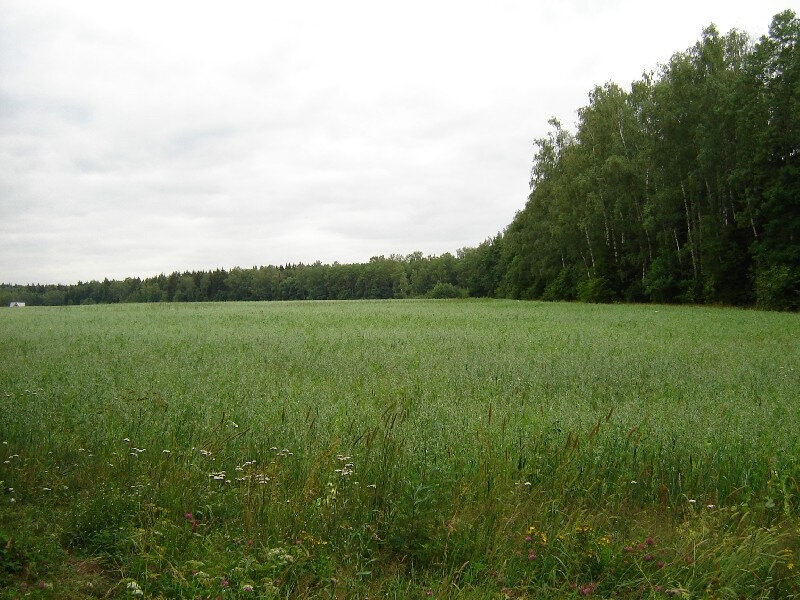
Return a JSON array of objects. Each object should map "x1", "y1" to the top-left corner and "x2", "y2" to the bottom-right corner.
[{"x1": 0, "y1": 1, "x2": 791, "y2": 284}]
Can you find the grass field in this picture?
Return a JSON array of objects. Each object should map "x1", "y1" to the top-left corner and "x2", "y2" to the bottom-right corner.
[{"x1": 1, "y1": 299, "x2": 798, "y2": 598}]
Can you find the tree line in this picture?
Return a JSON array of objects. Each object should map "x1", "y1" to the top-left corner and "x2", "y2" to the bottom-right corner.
[
  {"x1": 2, "y1": 11, "x2": 798, "y2": 309},
  {"x1": 497, "y1": 10, "x2": 799, "y2": 309},
  {"x1": 0, "y1": 253, "x2": 478, "y2": 306}
]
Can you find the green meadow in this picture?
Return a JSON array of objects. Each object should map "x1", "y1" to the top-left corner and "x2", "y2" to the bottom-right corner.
[{"x1": 1, "y1": 300, "x2": 798, "y2": 598}]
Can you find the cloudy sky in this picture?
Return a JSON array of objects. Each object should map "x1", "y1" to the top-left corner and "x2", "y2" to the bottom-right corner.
[{"x1": 0, "y1": 1, "x2": 791, "y2": 284}]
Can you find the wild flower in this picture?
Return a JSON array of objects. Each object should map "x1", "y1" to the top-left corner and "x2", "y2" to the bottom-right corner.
[
  {"x1": 577, "y1": 582, "x2": 598, "y2": 596},
  {"x1": 126, "y1": 580, "x2": 143, "y2": 596},
  {"x1": 334, "y1": 465, "x2": 354, "y2": 477}
]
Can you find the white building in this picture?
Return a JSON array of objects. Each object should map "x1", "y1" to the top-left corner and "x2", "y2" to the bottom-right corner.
[{"x1": 9, "y1": 301, "x2": 25, "y2": 307}]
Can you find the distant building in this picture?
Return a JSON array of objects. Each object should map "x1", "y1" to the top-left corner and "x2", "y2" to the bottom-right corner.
[{"x1": 9, "y1": 302, "x2": 25, "y2": 307}]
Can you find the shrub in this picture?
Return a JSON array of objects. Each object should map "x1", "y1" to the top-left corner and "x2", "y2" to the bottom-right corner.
[
  {"x1": 427, "y1": 282, "x2": 468, "y2": 299},
  {"x1": 755, "y1": 265, "x2": 799, "y2": 310},
  {"x1": 542, "y1": 267, "x2": 577, "y2": 301},
  {"x1": 577, "y1": 277, "x2": 613, "y2": 303}
]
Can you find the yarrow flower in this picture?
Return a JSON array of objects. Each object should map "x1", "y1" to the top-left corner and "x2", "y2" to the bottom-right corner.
[{"x1": 126, "y1": 581, "x2": 143, "y2": 596}]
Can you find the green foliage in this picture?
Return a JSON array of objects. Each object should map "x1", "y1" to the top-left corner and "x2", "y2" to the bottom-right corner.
[
  {"x1": 541, "y1": 267, "x2": 577, "y2": 301},
  {"x1": 0, "y1": 531, "x2": 27, "y2": 583},
  {"x1": 64, "y1": 493, "x2": 138, "y2": 558},
  {"x1": 755, "y1": 264, "x2": 800, "y2": 310},
  {"x1": 427, "y1": 282, "x2": 468, "y2": 299},
  {"x1": 576, "y1": 276, "x2": 613, "y2": 303},
  {"x1": 496, "y1": 10, "x2": 800, "y2": 311}
]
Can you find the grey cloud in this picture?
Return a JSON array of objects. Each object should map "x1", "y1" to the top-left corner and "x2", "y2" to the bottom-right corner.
[{"x1": 0, "y1": 0, "x2": 790, "y2": 284}]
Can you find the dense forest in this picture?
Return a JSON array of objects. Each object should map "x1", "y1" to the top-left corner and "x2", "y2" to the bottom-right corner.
[{"x1": 3, "y1": 11, "x2": 798, "y2": 309}]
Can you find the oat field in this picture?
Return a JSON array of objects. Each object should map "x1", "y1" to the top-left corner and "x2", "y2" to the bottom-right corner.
[{"x1": 1, "y1": 300, "x2": 798, "y2": 598}]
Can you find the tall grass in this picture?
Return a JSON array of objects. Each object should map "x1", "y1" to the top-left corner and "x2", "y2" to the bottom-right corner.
[{"x1": 0, "y1": 300, "x2": 798, "y2": 598}]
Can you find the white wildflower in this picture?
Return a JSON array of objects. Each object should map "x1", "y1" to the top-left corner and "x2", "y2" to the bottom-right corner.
[{"x1": 126, "y1": 581, "x2": 143, "y2": 596}]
